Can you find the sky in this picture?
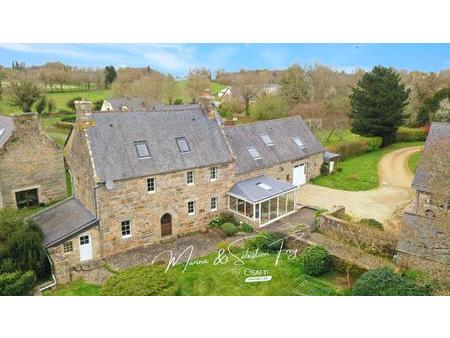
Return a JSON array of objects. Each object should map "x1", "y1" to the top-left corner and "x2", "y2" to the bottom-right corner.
[{"x1": 0, "y1": 43, "x2": 449, "y2": 77}]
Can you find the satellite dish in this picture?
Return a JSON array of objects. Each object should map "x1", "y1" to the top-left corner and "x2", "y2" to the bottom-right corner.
[{"x1": 105, "y1": 179, "x2": 114, "y2": 190}]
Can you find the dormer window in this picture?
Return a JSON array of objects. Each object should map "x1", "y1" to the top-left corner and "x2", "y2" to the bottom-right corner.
[
  {"x1": 261, "y1": 134, "x2": 274, "y2": 146},
  {"x1": 176, "y1": 137, "x2": 190, "y2": 153},
  {"x1": 293, "y1": 137, "x2": 305, "y2": 148},
  {"x1": 248, "y1": 147, "x2": 262, "y2": 160},
  {"x1": 135, "y1": 141, "x2": 151, "y2": 159}
]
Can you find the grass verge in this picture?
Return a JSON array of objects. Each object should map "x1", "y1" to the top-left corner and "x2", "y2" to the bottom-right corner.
[
  {"x1": 408, "y1": 151, "x2": 422, "y2": 174},
  {"x1": 311, "y1": 141, "x2": 425, "y2": 191}
]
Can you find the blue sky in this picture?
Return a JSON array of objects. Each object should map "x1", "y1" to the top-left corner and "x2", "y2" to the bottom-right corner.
[{"x1": 0, "y1": 43, "x2": 449, "y2": 77}]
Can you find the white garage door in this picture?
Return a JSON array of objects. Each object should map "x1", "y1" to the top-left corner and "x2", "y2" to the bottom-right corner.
[
  {"x1": 79, "y1": 235, "x2": 93, "y2": 262},
  {"x1": 293, "y1": 164, "x2": 307, "y2": 186}
]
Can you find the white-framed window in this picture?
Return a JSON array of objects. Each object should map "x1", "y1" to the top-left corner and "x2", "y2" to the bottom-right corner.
[
  {"x1": 187, "y1": 201, "x2": 195, "y2": 215},
  {"x1": 135, "y1": 141, "x2": 151, "y2": 159},
  {"x1": 293, "y1": 137, "x2": 305, "y2": 148},
  {"x1": 63, "y1": 241, "x2": 73, "y2": 253},
  {"x1": 176, "y1": 137, "x2": 191, "y2": 153},
  {"x1": 147, "y1": 177, "x2": 156, "y2": 193},
  {"x1": 210, "y1": 197, "x2": 218, "y2": 211},
  {"x1": 187, "y1": 171, "x2": 195, "y2": 185},
  {"x1": 80, "y1": 235, "x2": 90, "y2": 245},
  {"x1": 209, "y1": 166, "x2": 217, "y2": 181},
  {"x1": 121, "y1": 220, "x2": 132, "y2": 238}
]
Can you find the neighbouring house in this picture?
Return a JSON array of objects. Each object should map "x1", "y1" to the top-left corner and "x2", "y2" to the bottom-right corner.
[
  {"x1": 263, "y1": 84, "x2": 281, "y2": 95},
  {"x1": 31, "y1": 100, "x2": 326, "y2": 283},
  {"x1": 101, "y1": 97, "x2": 156, "y2": 112},
  {"x1": 217, "y1": 86, "x2": 232, "y2": 100},
  {"x1": 0, "y1": 113, "x2": 67, "y2": 209},
  {"x1": 396, "y1": 122, "x2": 449, "y2": 276}
]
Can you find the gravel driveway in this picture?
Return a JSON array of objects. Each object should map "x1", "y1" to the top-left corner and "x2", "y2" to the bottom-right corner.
[{"x1": 298, "y1": 146, "x2": 423, "y2": 222}]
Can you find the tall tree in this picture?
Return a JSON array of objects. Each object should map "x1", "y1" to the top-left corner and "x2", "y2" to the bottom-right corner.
[
  {"x1": 104, "y1": 65, "x2": 117, "y2": 88},
  {"x1": 186, "y1": 68, "x2": 211, "y2": 103},
  {"x1": 10, "y1": 81, "x2": 41, "y2": 112},
  {"x1": 349, "y1": 66, "x2": 409, "y2": 146},
  {"x1": 280, "y1": 64, "x2": 311, "y2": 105},
  {"x1": 232, "y1": 70, "x2": 267, "y2": 116}
]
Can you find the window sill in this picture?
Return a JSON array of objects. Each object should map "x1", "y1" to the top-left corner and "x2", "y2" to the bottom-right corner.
[
  {"x1": 147, "y1": 191, "x2": 156, "y2": 194},
  {"x1": 121, "y1": 235, "x2": 132, "y2": 239},
  {"x1": 188, "y1": 213, "x2": 195, "y2": 216}
]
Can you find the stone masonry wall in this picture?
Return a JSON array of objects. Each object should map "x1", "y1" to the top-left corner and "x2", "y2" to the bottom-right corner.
[
  {"x1": 96, "y1": 162, "x2": 236, "y2": 258},
  {"x1": 66, "y1": 127, "x2": 97, "y2": 214},
  {"x1": 0, "y1": 114, "x2": 66, "y2": 208},
  {"x1": 47, "y1": 226, "x2": 101, "y2": 284}
]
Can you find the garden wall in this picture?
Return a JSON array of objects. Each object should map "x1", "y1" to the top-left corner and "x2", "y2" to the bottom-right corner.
[{"x1": 317, "y1": 207, "x2": 397, "y2": 257}]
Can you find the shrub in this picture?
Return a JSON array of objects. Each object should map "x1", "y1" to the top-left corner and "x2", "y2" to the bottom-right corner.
[
  {"x1": 173, "y1": 98, "x2": 183, "y2": 105},
  {"x1": 47, "y1": 99, "x2": 56, "y2": 113},
  {"x1": 0, "y1": 222, "x2": 50, "y2": 279},
  {"x1": 396, "y1": 127, "x2": 426, "y2": 142},
  {"x1": 240, "y1": 222, "x2": 254, "y2": 233},
  {"x1": 220, "y1": 98, "x2": 244, "y2": 115},
  {"x1": 66, "y1": 96, "x2": 83, "y2": 111},
  {"x1": 365, "y1": 136, "x2": 382, "y2": 152},
  {"x1": 360, "y1": 218, "x2": 384, "y2": 230},
  {"x1": 222, "y1": 222, "x2": 239, "y2": 237},
  {"x1": 93, "y1": 99, "x2": 103, "y2": 111},
  {"x1": 353, "y1": 267, "x2": 432, "y2": 296},
  {"x1": 328, "y1": 138, "x2": 369, "y2": 160},
  {"x1": 301, "y1": 246, "x2": 331, "y2": 276},
  {"x1": 101, "y1": 265, "x2": 178, "y2": 296},
  {"x1": 216, "y1": 240, "x2": 239, "y2": 252},
  {"x1": 0, "y1": 271, "x2": 36, "y2": 296},
  {"x1": 208, "y1": 213, "x2": 237, "y2": 228},
  {"x1": 35, "y1": 95, "x2": 47, "y2": 114},
  {"x1": 252, "y1": 94, "x2": 289, "y2": 121},
  {"x1": 60, "y1": 115, "x2": 76, "y2": 123},
  {"x1": 245, "y1": 232, "x2": 285, "y2": 252}
]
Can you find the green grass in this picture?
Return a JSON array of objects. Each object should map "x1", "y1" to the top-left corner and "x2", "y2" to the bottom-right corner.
[
  {"x1": 315, "y1": 129, "x2": 362, "y2": 146},
  {"x1": 311, "y1": 141, "x2": 425, "y2": 191},
  {"x1": 45, "y1": 250, "x2": 348, "y2": 296},
  {"x1": 44, "y1": 279, "x2": 101, "y2": 296},
  {"x1": 408, "y1": 151, "x2": 422, "y2": 173},
  {"x1": 0, "y1": 89, "x2": 110, "y2": 115}
]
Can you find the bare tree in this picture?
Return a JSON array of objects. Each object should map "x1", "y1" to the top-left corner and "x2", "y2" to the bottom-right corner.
[
  {"x1": 232, "y1": 70, "x2": 268, "y2": 116},
  {"x1": 186, "y1": 68, "x2": 212, "y2": 103}
]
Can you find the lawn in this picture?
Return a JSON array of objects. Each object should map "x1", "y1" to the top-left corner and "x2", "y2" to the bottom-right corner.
[
  {"x1": 45, "y1": 250, "x2": 349, "y2": 296},
  {"x1": 408, "y1": 151, "x2": 422, "y2": 173},
  {"x1": 44, "y1": 279, "x2": 101, "y2": 296},
  {"x1": 311, "y1": 141, "x2": 425, "y2": 191},
  {"x1": 0, "y1": 89, "x2": 111, "y2": 115}
]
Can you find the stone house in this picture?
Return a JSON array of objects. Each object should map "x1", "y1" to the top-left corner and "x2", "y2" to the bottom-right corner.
[
  {"x1": 31, "y1": 101, "x2": 326, "y2": 283},
  {"x1": 396, "y1": 122, "x2": 449, "y2": 276},
  {"x1": 101, "y1": 97, "x2": 155, "y2": 112},
  {"x1": 0, "y1": 113, "x2": 66, "y2": 209}
]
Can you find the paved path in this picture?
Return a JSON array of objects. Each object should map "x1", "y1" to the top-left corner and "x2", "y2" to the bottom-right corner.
[{"x1": 299, "y1": 146, "x2": 423, "y2": 222}]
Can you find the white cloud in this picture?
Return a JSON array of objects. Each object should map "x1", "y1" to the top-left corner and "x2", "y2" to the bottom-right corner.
[{"x1": 143, "y1": 44, "x2": 198, "y2": 73}]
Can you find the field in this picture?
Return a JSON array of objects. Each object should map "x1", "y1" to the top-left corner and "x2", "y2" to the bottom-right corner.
[
  {"x1": 311, "y1": 141, "x2": 425, "y2": 191},
  {"x1": 45, "y1": 250, "x2": 349, "y2": 296},
  {"x1": 408, "y1": 151, "x2": 422, "y2": 173}
]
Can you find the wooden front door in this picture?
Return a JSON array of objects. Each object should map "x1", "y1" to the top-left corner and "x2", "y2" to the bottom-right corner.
[{"x1": 161, "y1": 213, "x2": 172, "y2": 237}]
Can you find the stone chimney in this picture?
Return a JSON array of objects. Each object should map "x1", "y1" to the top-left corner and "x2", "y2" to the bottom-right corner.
[
  {"x1": 12, "y1": 113, "x2": 40, "y2": 137},
  {"x1": 199, "y1": 89, "x2": 216, "y2": 120},
  {"x1": 75, "y1": 100, "x2": 95, "y2": 129}
]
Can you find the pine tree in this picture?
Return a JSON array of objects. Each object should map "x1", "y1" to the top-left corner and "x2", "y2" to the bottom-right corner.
[{"x1": 349, "y1": 66, "x2": 409, "y2": 146}]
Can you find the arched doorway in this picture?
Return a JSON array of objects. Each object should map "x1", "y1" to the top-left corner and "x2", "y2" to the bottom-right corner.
[{"x1": 161, "y1": 213, "x2": 172, "y2": 237}]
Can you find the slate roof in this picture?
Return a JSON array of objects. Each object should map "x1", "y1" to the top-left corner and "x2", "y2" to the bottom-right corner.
[
  {"x1": 229, "y1": 175, "x2": 297, "y2": 203},
  {"x1": 397, "y1": 212, "x2": 449, "y2": 265},
  {"x1": 412, "y1": 122, "x2": 450, "y2": 192},
  {"x1": 30, "y1": 198, "x2": 99, "y2": 248},
  {"x1": 86, "y1": 104, "x2": 233, "y2": 181},
  {"x1": 105, "y1": 97, "x2": 151, "y2": 111},
  {"x1": 0, "y1": 115, "x2": 14, "y2": 149},
  {"x1": 223, "y1": 116, "x2": 326, "y2": 175}
]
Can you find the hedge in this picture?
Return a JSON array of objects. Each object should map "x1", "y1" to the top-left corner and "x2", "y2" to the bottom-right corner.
[
  {"x1": 101, "y1": 265, "x2": 178, "y2": 296},
  {"x1": 245, "y1": 232, "x2": 285, "y2": 252},
  {"x1": 328, "y1": 136, "x2": 382, "y2": 160},
  {"x1": 353, "y1": 267, "x2": 432, "y2": 296},
  {"x1": 0, "y1": 271, "x2": 36, "y2": 296},
  {"x1": 395, "y1": 127, "x2": 426, "y2": 142}
]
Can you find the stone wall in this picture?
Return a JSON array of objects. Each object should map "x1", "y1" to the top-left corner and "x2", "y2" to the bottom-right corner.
[
  {"x1": 317, "y1": 207, "x2": 396, "y2": 257},
  {"x1": 0, "y1": 113, "x2": 66, "y2": 208},
  {"x1": 66, "y1": 127, "x2": 97, "y2": 214},
  {"x1": 47, "y1": 226, "x2": 101, "y2": 284},
  {"x1": 95, "y1": 162, "x2": 236, "y2": 257}
]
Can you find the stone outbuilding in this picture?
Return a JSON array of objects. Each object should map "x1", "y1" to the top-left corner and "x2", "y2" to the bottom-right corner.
[{"x1": 0, "y1": 113, "x2": 66, "y2": 209}]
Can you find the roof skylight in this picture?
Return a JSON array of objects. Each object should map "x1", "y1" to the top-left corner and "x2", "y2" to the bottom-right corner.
[
  {"x1": 293, "y1": 137, "x2": 305, "y2": 148},
  {"x1": 257, "y1": 182, "x2": 271, "y2": 190},
  {"x1": 0, "y1": 129, "x2": 4, "y2": 137},
  {"x1": 261, "y1": 134, "x2": 274, "y2": 146},
  {"x1": 135, "y1": 141, "x2": 151, "y2": 159},
  {"x1": 176, "y1": 137, "x2": 191, "y2": 153},
  {"x1": 248, "y1": 147, "x2": 262, "y2": 160}
]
